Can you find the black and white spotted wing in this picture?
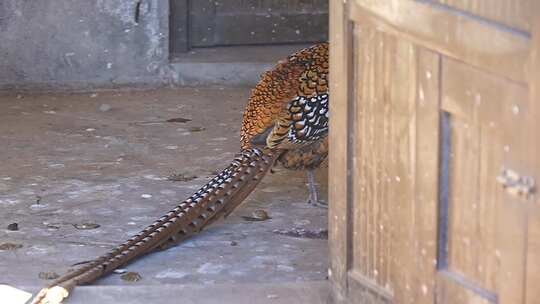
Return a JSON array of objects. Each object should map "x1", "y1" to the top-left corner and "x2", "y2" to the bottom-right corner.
[{"x1": 287, "y1": 93, "x2": 329, "y2": 144}]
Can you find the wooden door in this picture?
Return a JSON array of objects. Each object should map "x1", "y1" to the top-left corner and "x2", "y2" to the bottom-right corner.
[
  {"x1": 170, "y1": 0, "x2": 329, "y2": 54},
  {"x1": 328, "y1": 1, "x2": 540, "y2": 304}
]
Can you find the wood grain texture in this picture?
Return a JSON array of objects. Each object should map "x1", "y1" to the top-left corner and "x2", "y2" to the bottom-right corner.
[
  {"x1": 413, "y1": 48, "x2": 441, "y2": 304},
  {"x1": 328, "y1": 1, "x2": 352, "y2": 303},
  {"x1": 526, "y1": 208, "x2": 540, "y2": 304},
  {"x1": 434, "y1": 0, "x2": 531, "y2": 32},
  {"x1": 350, "y1": 0, "x2": 530, "y2": 84},
  {"x1": 440, "y1": 58, "x2": 529, "y2": 303},
  {"x1": 349, "y1": 26, "x2": 440, "y2": 304},
  {"x1": 525, "y1": 3, "x2": 540, "y2": 303},
  {"x1": 442, "y1": 61, "x2": 496, "y2": 293},
  {"x1": 436, "y1": 271, "x2": 492, "y2": 304},
  {"x1": 351, "y1": 27, "x2": 401, "y2": 294},
  {"x1": 329, "y1": 1, "x2": 537, "y2": 303}
]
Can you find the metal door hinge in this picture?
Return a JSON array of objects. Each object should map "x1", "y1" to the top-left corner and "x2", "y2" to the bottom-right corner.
[{"x1": 496, "y1": 169, "x2": 536, "y2": 199}]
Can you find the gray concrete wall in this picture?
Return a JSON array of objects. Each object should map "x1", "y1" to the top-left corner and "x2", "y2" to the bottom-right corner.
[{"x1": 0, "y1": 0, "x2": 170, "y2": 91}]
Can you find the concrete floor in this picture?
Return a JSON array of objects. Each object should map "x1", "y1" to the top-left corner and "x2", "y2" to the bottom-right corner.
[{"x1": 0, "y1": 88, "x2": 328, "y2": 303}]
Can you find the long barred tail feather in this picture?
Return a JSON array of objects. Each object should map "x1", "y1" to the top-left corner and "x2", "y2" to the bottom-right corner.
[{"x1": 31, "y1": 148, "x2": 281, "y2": 304}]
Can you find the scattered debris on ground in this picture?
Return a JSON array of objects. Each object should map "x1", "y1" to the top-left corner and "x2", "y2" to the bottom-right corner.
[
  {"x1": 167, "y1": 173, "x2": 197, "y2": 182},
  {"x1": 44, "y1": 223, "x2": 61, "y2": 230},
  {"x1": 7, "y1": 223, "x2": 19, "y2": 231},
  {"x1": 38, "y1": 272, "x2": 60, "y2": 280},
  {"x1": 166, "y1": 117, "x2": 191, "y2": 123},
  {"x1": 241, "y1": 209, "x2": 271, "y2": 222},
  {"x1": 99, "y1": 104, "x2": 112, "y2": 112},
  {"x1": 121, "y1": 272, "x2": 142, "y2": 282},
  {"x1": 0, "y1": 88, "x2": 328, "y2": 288},
  {"x1": 0, "y1": 243, "x2": 23, "y2": 250},
  {"x1": 130, "y1": 117, "x2": 191, "y2": 125},
  {"x1": 273, "y1": 228, "x2": 328, "y2": 240},
  {"x1": 73, "y1": 223, "x2": 101, "y2": 230},
  {"x1": 189, "y1": 126, "x2": 206, "y2": 132}
]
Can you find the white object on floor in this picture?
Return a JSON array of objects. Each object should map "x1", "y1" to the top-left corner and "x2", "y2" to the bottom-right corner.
[{"x1": 0, "y1": 284, "x2": 32, "y2": 304}]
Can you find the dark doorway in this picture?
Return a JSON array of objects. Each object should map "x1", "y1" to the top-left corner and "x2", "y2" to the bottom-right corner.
[{"x1": 170, "y1": 0, "x2": 328, "y2": 56}]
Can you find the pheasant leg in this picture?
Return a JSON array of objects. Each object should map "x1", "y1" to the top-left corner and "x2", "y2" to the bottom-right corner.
[{"x1": 306, "y1": 169, "x2": 327, "y2": 208}]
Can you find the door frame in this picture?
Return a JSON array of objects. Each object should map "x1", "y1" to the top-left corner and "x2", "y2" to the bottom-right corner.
[{"x1": 328, "y1": 0, "x2": 539, "y2": 303}]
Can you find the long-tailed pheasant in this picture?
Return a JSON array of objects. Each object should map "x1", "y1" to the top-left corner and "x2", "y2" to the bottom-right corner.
[{"x1": 31, "y1": 42, "x2": 329, "y2": 304}]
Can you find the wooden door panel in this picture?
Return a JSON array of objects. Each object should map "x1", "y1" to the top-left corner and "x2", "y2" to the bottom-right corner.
[
  {"x1": 527, "y1": 4, "x2": 540, "y2": 302},
  {"x1": 329, "y1": 1, "x2": 538, "y2": 303},
  {"x1": 434, "y1": 0, "x2": 532, "y2": 32},
  {"x1": 349, "y1": 0, "x2": 530, "y2": 84},
  {"x1": 445, "y1": 113, "x2": 490, "y2": 288},
  {"x1": 527, "y1": 206, "x2": 540, "y2": 304},
  {"x1": 349, "y1": 25, "x2": 441, "y2": 304},
  {"x1": 437, "y1": 58, "x2": 530, "y2": 303},
  {"x1": 436, "y1": 271, "x2": 494, "y2": 304},
  {"x1": 351, "y1": 26, "x2": 416, "y2": 296}
]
